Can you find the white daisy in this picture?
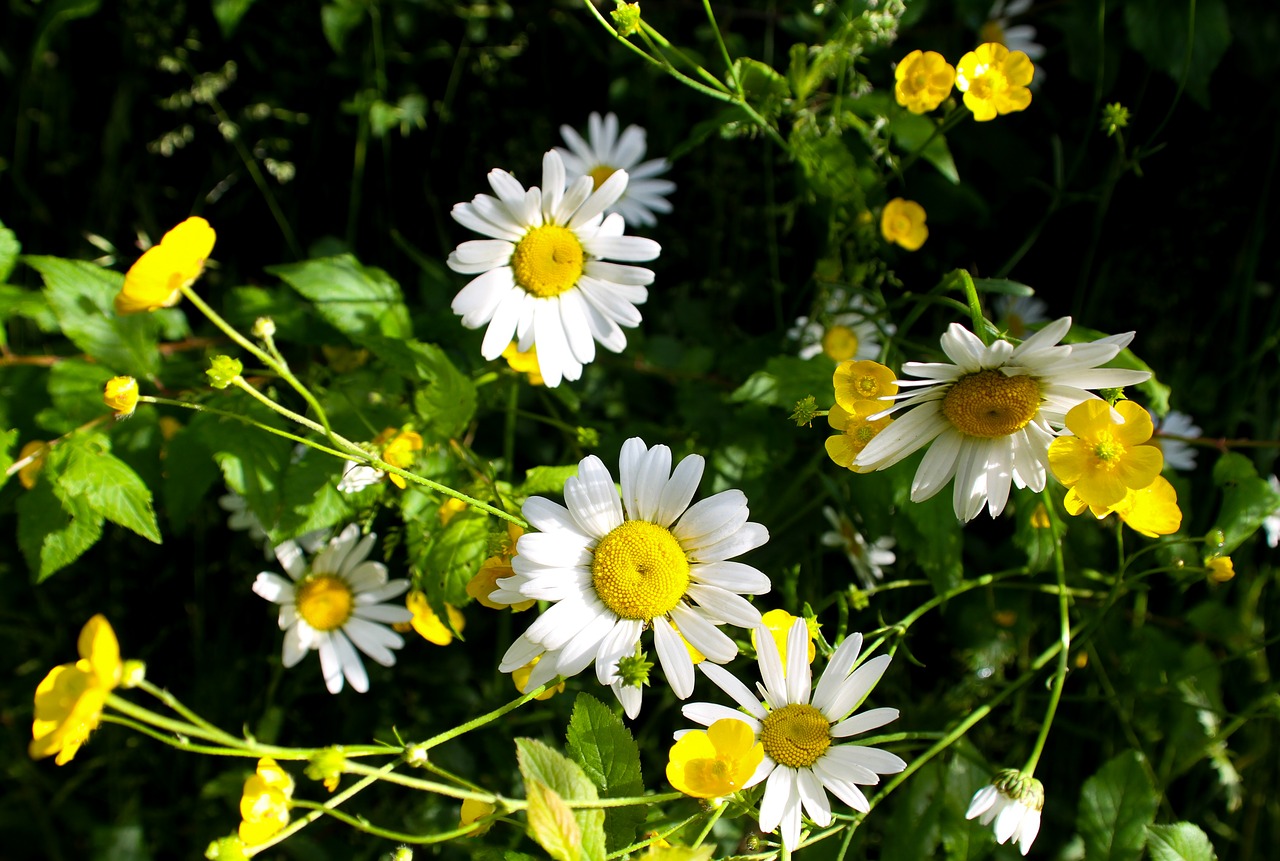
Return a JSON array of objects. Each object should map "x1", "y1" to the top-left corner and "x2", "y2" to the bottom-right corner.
[
  {"x1": 1264, "y1": 475, "x2": 1280, "y2": 549},
  {"x1": 994, "y1": 294, "x2": 1048, "y2": 340},
  {"x1": 557, "y1": 112, "x2": 675, "y2": 228},
  {"x1": 252, "y1": 524, "x2": 414, "y2": 694},
  {"x1": 337, "y1": 461, "x2": 385, "y2": 493},
  {"x1": 447, "y1": 149, "x2": 661, "y2": 388},
  {"x1": 966, "y1": 770, "x2": 1045, "y2": 856},
  {"x1": 219, "y1": 492, "x2": 269, "y2": 544},
  {"x1": 680, "y1": 619, "x2": 905, "y2": 850},
  {"x1": 491, "y1": 437, "x2": 770, "y2": 718},
  {"x1": 788, "y1": 292, "x2": 891, "y2": 362},
  {"x1": 854, "y1": 317, "x2": 1151, "y2": 522},
  {"x1": 1153, "y1": 410, "x2": 1202, "y2": 472},
  {"x1": 820, "y1": 506, "x2": 896, "y2": 590},
  {"x1": 981, "y1": 0, "x2": 1046, "y2": 62}
]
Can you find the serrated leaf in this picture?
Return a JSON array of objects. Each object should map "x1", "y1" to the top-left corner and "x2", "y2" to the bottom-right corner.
[
  {"x1": 17, "y1": 476, "x2": 105, "y2": 581},
  {"x1": 201, "y1": 411, "x2": 294, "y2": 531},
  {"x1": 1077, "y1": 751, "x2": 1158, "y2": 861},
  {"x1": 363, "y1": 337, "x2": 476, "y2": 438},
  {"x1": 321, "y1": 0, "x2": 365, "y2": 53},
  {"x1": 0, "y1": 284, "x2": 59, "y2": 348},
  {"x1": 269, "y1": 254, "x2": 412, "y2": 340},
  {"x1": 25, "y1": 256, "x2": 162, "y2": 377},
  {"x1": 161, "y1": 424, "x2": 221, "y2": 531},
  {"x1": 565, "y1": 694, "x2": 645, "y2": 853},
  {"x1": 417, "y1": 515, "x2": 492, "y2": 608},
  {"x1": 44, "y1": 359, "x2": 116, "y2": 432},
  {"x1": 272, "y1": 451, "x2": 354, "y2": 541},
  {"x1": 1209, "y1": 452, "x2": 1280, "y2": 554},
  {"x1": 1146, "y1": 822, "x2": 1217, "y2": 861},
  {"x1": 520, "y1": 465, "x2": 579, "y2": 498},
  {"x1": 1124, "y1": 0, "x2": 1230, "y2": 107},
  {"x1": 730, "y1": 355, "x2": 836, "y2": 409},
  {"x1": 526, "y1": 780, "x2": 583, "y2": 861},
  {"x1": 55, "y1": 436, "x2": 162, "y2": 543},
  {"x1": 517, "y1": 738, "x2": 606, "y2": 861},
  {"x1": 0, "y1": 428, "x2": 17, "y2": 491}
]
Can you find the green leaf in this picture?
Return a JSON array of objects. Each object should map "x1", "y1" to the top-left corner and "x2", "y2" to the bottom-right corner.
[
  {"x1": 43, "y1": 359, "x2": 116, "y2": 431},
  {"x1": 1077, "y1": 751, "x2": 1158, "y2": 861},
  {"x1": 730, "y1": 356, "x2": 836, "y2": 409},
  {"x1": 321, "y1": 0, "x2": 365, "y2": 53},
  {"x1": 517, "y1": 738, "x2": 606, "y2": 861},
  {"x1": 892, "y1": 463, "x2": 963, "y2": 595},
  {"x1": 730, "y1": 57, "x2": 790, "y2": 120},
  {"x1": 1146, "y1": 823, "x2": 1217, "y2": 861},
  {"x1": 881, "y1": 757, "x2": 943, "y2": 859},
  {"x1": 25, "y1": 256, "x2": 162, "y2": 377},
  {"x1": 526, "y1": 781, "x2": 584, "y2": 861},
  {"x1": 54, "y1": 436, "x2": 162, "y2": 544},
  {"x1": 973, "y1": 278, "x2": 1035, "y2": 298},
  {"x1": 269, "y1": 254, "x2": 412, "y2": 340},
  {"x1": 272, "y1": 451, "x2": 354, "y2": 541},
  {"x1": 1210, "y1": 452, "x2": 1280, "y2": 554},
  {"x1": 0, "y1": 284, "x2": 59, "y2": 348},
  {"x1": 362, "y1": 337, "x2": 476, "y2": 438},
  {"x1": 161, "y1": 424, "x2": 222, "y2": 531},
  {"x1": 1124, "y1": 0, "x2": 1231, "y2": 108},
  {"x1": 0, "y1": 220, "x2": 22, "y2": 282},
  {"x1": 211, "y1": 0, "x2": 256, "y2": 37},
  {"x1": 201, "y1": 411, "x2": 295, "y2": 532},
  {"x1": 519, "y1": 465, "x2": 579, "y2": 498},
  {"x1": 418, "y1": 515, "x2": 489, "y2": 607},
  {"x1": 0, "y1": 428, "x2": 19, "y2": 492},
  {"x1": 17, "y1": 475, "x2": 105, "y2": 582},
  {"x1": 565, "y1": 694, "x2": 645, "y2": 853}
]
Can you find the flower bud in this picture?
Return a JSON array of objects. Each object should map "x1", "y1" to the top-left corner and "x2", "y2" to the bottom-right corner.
[{"x1": 207, "y1": 355, "x2": 244, "y2": 389}]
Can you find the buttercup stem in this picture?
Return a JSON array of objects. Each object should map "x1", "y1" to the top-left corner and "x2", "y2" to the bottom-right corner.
[
  {"x1": 1022, "y1": 490, "x2": 1073, "y2": 778},
  {"x1": 138, "y1": 396, "x2": 351, "y2": 460},
  {"x1": 691, "y1": 801, "x2": 727, "y2": 847},
  {"x1": 419, "y1": 680, "x2": 557, "y2": 749},
  {"x1": 290, "y1": 798, "x2": 487, "y2": 844},
  {"x1": 701, "y1": 0, "x2": 742, "y2": 96}
]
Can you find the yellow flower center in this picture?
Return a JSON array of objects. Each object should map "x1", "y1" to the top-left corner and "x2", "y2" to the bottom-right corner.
[
  {"x1": 822, "y1": 325, "x2": 860, "y2": 362},
  {"x1": 511, "y1": 225, "x2": 585, "y2": 298},
  {"x1": 295, "y1": 575, "x2": 354, "y2": 632},
  {"x1": 941, "y1": 370, "x2": 1041, "y2": 438},
  {"x1": 890, "y1": 215, "x2": 912, "y2": 238},
  {"x1": 588, "y1": 165, "x2": 618, "y2": 190},
  {"x1": 853, "y1": 423, "x2": 879, "y2": 444},
  {"x1": 760, "y1": 703, "x2": 831, "y2": 768},
  {"x1": 591, "y1": 520, "x2": 690, "y2": 621},
  {"x1": 1092, "y1": 436, "x2": 1124, "y2": 464}
]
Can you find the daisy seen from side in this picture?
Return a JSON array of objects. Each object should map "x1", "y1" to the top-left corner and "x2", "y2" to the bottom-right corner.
[
  {"x1": 1153, "y1": 409, "x2": 1202, "y2": 472},
  {"x1": 490, "y1": 437, "x2": 770, "y2": 718},
  {"x1": 557, "y1": 111, "x2": 676, "y2": 228},
  {"x1": 680, "y1": 619, "x2": 905, "y2": 850},
  {"x1": 447, "y1": 149, "x2": 661, "y2": 387},
  {"x1": 253, "y1": 525, "x2": 414, "y2": 693},
  {"x1": 854, "y1": 317, "x2": 1151, "y2": 521}
]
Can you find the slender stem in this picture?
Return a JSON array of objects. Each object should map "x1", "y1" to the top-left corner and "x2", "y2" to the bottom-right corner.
[
  {"x1": 1022, "y1": 491, "x2": 1073, "y2": 777},
  {"x1": 420, "y1": 681, "x2": 555, "y2": 749},
  {"x1": 701, "y1": 0, "x2": 741, "y2": 96},
  {"x1": 691, "y1": 802, "x2": 728, "y2": 847},
  {"x1": 290, "y1": 798, "x2": 485, "y2": 844},
  {"x1": 138, "y1": 396, "x2": 351, "y2": 460},
  {"x1": 606, "y1": 812, "x2": 705, "y2": 859}
]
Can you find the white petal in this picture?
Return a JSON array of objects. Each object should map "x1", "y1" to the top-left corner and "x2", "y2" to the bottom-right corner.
[
  {"x1": 831, "y1": 707, "x2": 899, "y2": 738},
  {"x1": 523, "y1": 496, "x2": 582, "y2": 534},
  {"x1": 670, "y1": 604, "x2": 737, "y2": 664},
  {"x1": 796, "y1": 767, "x2": 832, "y2": 827},
  {"x1": 317, "y1": 635, "x2": 346, "y2": 694},
  {"x1": 564, "y1": 455, "x2": 624, "y2": 538},
  {"x1": 697, "y1": 662, "x2": 769, "y2": 719},
  {"x1": 653, "y1": 616, "x2": 695, "y2": 699},
  {"x1": 282, "y1": 624, "x2": 309, "y2": 667},
  {"x1": 759, "y1": 767, "x2": 796, "y2": 836},
  {"x1": 784, "y1": 619, "x2": 813, "y2": 706},
  {"x1": 681, "y1": 701, "x2": 763, "y2": 731},
  {"x1": 753, "y1": 622, "x2": 789, "y2": 709},
  {"x1": 274, "y1": 540, "x2": 307, "y2": 580},
  {"x1": 594, "y1": 618, "x2": 645, "y2": 685},
  {"x1": 686, "y1": 584, "x2": 762, "y2": 628},
  {"x1": 822, "y1": 654, "x2": 892, "y2": 721},
  {"x1": 343, "y1": 617, "x2": 403, "y2": 666},
  {"x1": 691, "y1": 560, "x2": 771, "y2": 595},
  {"x1": 253, "y1": 572, "x2": 295, "y2": 604},
  {"x1": 966, "y1": 784, "x2": 999, "y2": 820},
  {"x1": 812, "y1": 633, "x2": 863, "y2": 715}
]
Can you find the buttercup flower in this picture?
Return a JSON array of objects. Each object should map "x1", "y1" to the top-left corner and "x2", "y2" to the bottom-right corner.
[
  {"x1": 253, "y1": 525, "x2": 414, "y2": 693},
  {"x1": 682, "y1": 619, "x2": 905, "y2": 850},
  {"x1": 17, "y1": 440, "x2": 49, "y2": 489},
  {"x1": 30, "y1": 615, "x2": 123, "y2": 765},
  {"x1": 820, "y1": 507, "x2": 896, "y2": 589},
  {"x1": 788, "y1": 292, "x2": 891, "y2": 362},
  {"x1": 1048, "y1": 400, "x2": 1163, "y2": 509},
  {"x1": 1065, "y1": 473, "x2": 1182, "y2": 537},
  {"x1": 1153, "y1": 410, "x2": 1202, "y2": 472},
  {"x1": 980, "y1": 0, "x2": 1045, "y2": 62},
  {"x1": 502, "y1": 341, "x2": 545, "y2": 385},
  {"x1": 667, "y1": 718, "x2": 764, "y2": 799},
  {"x1": 382, "y1": 430, "x2": 423, "y2": 489},
  {"x1": 447, "y1": 149, "x2": 661, "y2": 387},
  {"x1": 825, "y1": 405, "x2": 894, "y2": 473},
  {"x1": 894, "y1": 50, "x2": 956, "y2": 114},
  {"x1": 966, "y1": 769, "x2": 1044, "y2": 856},
  {"x1": 881, "y1": 198, "x2": 928, "y2": 250},
  {"x1": 512, "y1": 656, "x2": 566, "y2": 700},
  {"x1": 834, "y1": 360, "x2": 899, "y2": 413},
  {"x1": 855, "y1": 317, "x2": 1151, "y2": 522},
  {"x1": 115, "y1": 216, "x2": 216, "y2": 314},
  {"x1": 491, "y1": 437, "x2": 770, "y2": 718},
  {"x1": 557, "y1": 111, "x2": 675, "y2": 228},
  {"x1": 955, "y1": 42, "x2": 1035, "y2": 121},
  {"x1": 239, "y1": 758, "x2": 294, "y2": 845},
  {"x1": 460, "y1": 798, "x2": 497, "y2": 836},
  {"x1": 103, "y1": 376, "x2": 140, "y2": 419},
  {"x1": 1206, "y1": 556, "x2": 1234, "y2": 583},
  {"x1": 403, "y1": 591, "x2": 465, "y2": 645},
  {"x1": 466, "y1": 523, "x2": 535, "y2": 611}
]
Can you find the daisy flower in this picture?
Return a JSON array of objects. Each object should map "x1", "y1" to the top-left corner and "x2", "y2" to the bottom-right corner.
[
  {"x1": 490, "y1": 437, "x2": 770, "y2": 718},
  {"x1": 788, "y1": 292, "x2": 891, "y2": 362},
  {"x1": 681, "y1": 619, "x2": 905, "y2": 850},
  {"x1": 994, "y1": 294, "x2": 1048, "y2": 339},
  {"x1": 447, "y1": 149, "x2": 661, "y2": 387},
  {"x1": 1153, "y1": 409, "x2": 1202, "y2": 472},
  {"x1": 820, "y1": 506, "x2": 896, "y2": 589},
  {"x1": 253, "y1": 525, "x2": 414, "y2": 694},
  {"x1": 854, "y1": 317, "x2": 1151, "y2": 522},
  {"x1": 966, "y1": 769, "x2": 1045, "y2": 856},
  {"x1": 980, "y1": 0, "x2": 1046, "y2": 62},
  {"x1": 557, "y1": 111, "x2": 675, "y2": 228}
]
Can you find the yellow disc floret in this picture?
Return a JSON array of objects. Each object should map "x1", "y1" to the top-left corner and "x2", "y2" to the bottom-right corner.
[
  {"x1": 511, "y1": 225, "x2": 585, "y2": 298},
  {"x1": 941, "y1": 370, "x2": 1041, "y2": 438},
  {"x1": 760, "y1": 703, "x2": 832, "y2": 768},
  {"x1": 588, "y1": 165, "x2": 617, "y2": 189},
  {"x1": 821, "y1": 326, "x2": 860, "y2": 362},
  {"x1": 295, "y1": 575, "x2": 354, "y2": 631},
  {"x1": 591, "y1": 520, "x2": 690, "y2": 621}
]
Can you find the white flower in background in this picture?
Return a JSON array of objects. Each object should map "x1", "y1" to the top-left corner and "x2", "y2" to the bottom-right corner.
[
  {"x1": 981, "y1": 0, "x2": 1046, "y2": 62},
  {"x1": 447, "y1": 149, "x2": 661, "y2": 387},
  {"x1": 820, "y1": 507, "x2": 896, "y2": 589},
  {"x1": 557, "y1": 112, "x2": 675, "y2": 228},
  {"x1": 788, "y1": 292, "x2": 891, "y2": 362},
  {"x1": 491, "y1": 437, "x2": 770, "y2": 718},
  {"x1": 966, "y1": 769, "x2": 1045, "y2": 856},
  {"x1": 337, "y1": 461, "x2": 385, "y2": 493},
  {"x1": 1264, "y1": 475, "x2": 1280, "y2": 549},
  {"x1": 253, "y1": 525, "x2": 414, "y2": 694},
  {"x1": 220, "y1": 492, "x2": 269, "y2": 544},
  {"x1": 994, "y1": 294, "x2": 1048, "y2": 339},
  {"x1": 680, "y1": 619, "x2": 905, "y2": 850},
  {"x1": 855, "y1": 317, "x2": 1151, "y2": 522},
  {"x1": 1153, "y1": 410, "x2": 1202, "y2": 472}
]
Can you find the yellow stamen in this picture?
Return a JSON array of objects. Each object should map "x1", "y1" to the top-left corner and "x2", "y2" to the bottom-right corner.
[
  {"x1": 821, "y1": 325, "x2": 860, "y2": 362},
  {"x1": 295, "y1": 575, "x2": 354, "y2": 631},
  {"x1": 511, "y1": 225, "x2": 585, "y2": 298},
  {"x1": 941, "y1": 370, "x2": 1040, "y2": 438},
  {"x1": 591, "y1": 521, "x2": 690, "y2": 621},
  {"x1": 760, "y1": 703, "x2": 831, "y2": 768},
  {"x1": 588, "y1": 165, "x2": 617, "y2": 190}
]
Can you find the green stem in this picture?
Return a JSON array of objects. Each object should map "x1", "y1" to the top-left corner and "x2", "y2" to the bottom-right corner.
[
  {"x1": 691, "y1": 801, "x2": 728, "y2": 847},
  {"x1": 1021, "y1": 491, "x2": 1072, "y2": 778},
  {"x1": 701, "y1": 0, "x2": 741, "y2": 96},
  {"x1": 138, "y1": 396, "x2": 351, "y2": 460},
  {"x1": 606, "y1": 812, "x2": 705, "y2": 859},
  {"x1": 290, "y1": 798, "x2": 485, "y2": 844},
  {"x1": 419, "y1": 681, "x2": 556, "y2": 749},
  {"x1": 953, "y1": 269, "x2": 995, "y2": 344}
]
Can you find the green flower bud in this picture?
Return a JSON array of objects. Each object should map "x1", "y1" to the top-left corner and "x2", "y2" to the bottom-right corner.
[
  {"x1": 207, "y1": 355, "x2": 244, "y2": 389},
  {"x1": 611, "y1": 1, "x2": 642, "y2": 37}
]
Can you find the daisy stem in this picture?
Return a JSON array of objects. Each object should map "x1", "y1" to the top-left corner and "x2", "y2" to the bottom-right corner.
[
  {"x1": 690, "y1": 801, "x2": 727, "y2": 848},
  {"x1": 417, "y1": 680, "x2": 557, "y2": 750},
  {"x1": 700, "y1": 0, "x2": 743, "y2": 97},
  {"x1": 606, "y1": 812, "x2": 706, "y2": 860},
  {"x1": 639, "y1": 22, "x2": 731, "y2": 94},
  {"x1": 952, "y1": 269, "x2": 998, "y2": 345},
  {"x1": 137, "y1": 396, "x2": 351, "y2": 460},
  {"x1": 1021, "y1": 491, "x2": 1073, "y2": 779}
]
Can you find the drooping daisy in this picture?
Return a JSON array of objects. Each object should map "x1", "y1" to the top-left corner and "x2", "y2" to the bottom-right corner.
[
  {"x1": 681, "y1": 619, "x2": 905, "y2": 850},
  {"x1": 447, "y1": 149, "x2": 661, "y2": 387},
  {"x1": 820, "y1": 506, "x2": 896, "y2": 589},
  {"x1": 854, "y1": 317, "x2": 1151, "y2": 522},
  {"x1": 966, "y1": 769, "x2": 1045, "y2": 856},
  {"x1": 557, "y1": 111, "x2": 675, "y2": 228},
  {"x1": 253, "y1": 525, "x2": 414, "y2": 694},
  {"x1": 1153, "y1": 409, "x2": 1202, "y2": 472},
  {"x1": 490, "y1": 437, "x2": 770, "y2": 718}
]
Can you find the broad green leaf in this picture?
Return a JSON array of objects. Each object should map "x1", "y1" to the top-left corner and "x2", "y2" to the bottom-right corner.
[
  {"x1": 0, "y1": 219, "x2": 19, "y2": 282},
  {"x1": 0, "y1": 427, "x2": 17, "y2": 489},
  {"x1": 730, "y1": 355, "x2": 837, "y2": 410},
  {"x1": 517, "y1": 738, "x2": 607, "y2": 861},
  {"x1": 161, "y1": 423, "x2": 222, "y2": 530},
  {"x1": 54, "y1": 436, "x2": 162, "y2": 543},
  {"x1": 418, "y1": 515, "x2": 489, "y2": 607},
  {"x1": 939, "y1": 752, "x2": 997, "y2": 860},
  {"x1": 201, "y1": 410, "x2": 294, "y2": 532},
  {"x1": 731, "y1": 57, "x2": 790, "y2": 121},
  {"x1": 565, "y1": 694, "x2": 645, "y2": 853},
  {"x1": 526, "y1": 780, "x2": 583, "y2": 861},
  {"x1": 321, "y1": 0, "x2": 365, "y2": 53},
  {"x1": 1077, "y1": 751, "x2": 1158, "y2": 861},
  {"x1": 1146, "y1": 822, "x2": 1217, "y2": 861},
  {"x1": 211, "y1": 0, "x2": 256, "y2": 37},
  {"x1": 17, "y1": 476, "x2": 105, "y2": 582},
  {"x1": 1209, "y1": 452, "x2": 1280, "y2": 554},
  {"x1": 881, "y1": 757, "x2": 943, "y2": 859},
  {"x1": 1124, "y1": 0, "x2": 1231, "y2": 107},
  {"x1": 43, "y1": 359, "x2": 116, "y2": 431},
  {"x1": 269, "y1": 254, "x2": 412, "y2": 340},
  {"x1": 519, "y1": 465, "x2": 579, "y2": 498},
  {"x1": 363, "y1": 337, "x2": 476, "y2": 438},
  {"x1": 0, "y1": 284, "x2": 60, "y2": 348},
  {"x1": 272, "y1": 451, "x2": 353, "y2": 541},
  {"x1": 25, "y1": 256, "x2": 162, "y2": 377},
  {"x1": 973, "y1": 278, "x2": 1035, "y2": 298}
]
